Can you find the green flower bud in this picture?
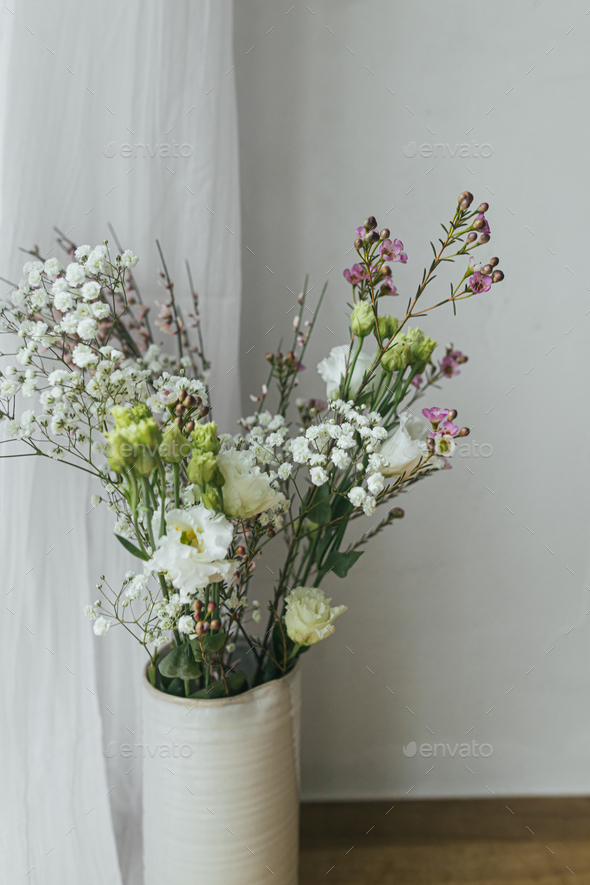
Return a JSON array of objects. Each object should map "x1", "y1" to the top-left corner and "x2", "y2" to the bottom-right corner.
[
  {"x1": 350, "y1": 302, "x2": 375, "y2": 338},
  {"x1": 406, "y1": 327, "x2": 437, "y2": 363},
  {"x1": 106, "y1": 404, "x2": 162, "y2": 476},
  {"x1": 187, "y1": 450, "x2": 225, "y2": 487},
  {"x1": 381, "y1": 336, "x2": 411, "y2": 372},
  {"x1": 159, "y1": 424, "x2": 192, "y2": 464},
  {"x1": 191, "y1": 421, "x2": 220, "y2": 455},
  {"x1": 200, "y1": 483, "x2": 224, "y2": 513},
  {"x1": 373, "y1": 315, "x2": 399, "y2": 343}
]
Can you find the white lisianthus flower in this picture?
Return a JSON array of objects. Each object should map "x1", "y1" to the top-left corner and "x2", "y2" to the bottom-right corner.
[
  {"x1": 65, "y1": 263, "x2": 86, "y2": 287},
  {"x1": 317, "y1": 345, "x2": 376, "y2": 400},
  {"x1": 72, "y1": 344, "x2": 99, "y2": 368},
  {"x1": 284, "y1": 586, "x2": 347, "y2": 646},
  {"x1": 147, "y1": 505, "x2": 237, "y2": 596},
  {"x1": 217, "y1": 448, "x2": 285, "y2": 519},
  {"x1": 93, "y1": 616, "x2": 110, "y2": 636},
  {"x1": 379, "y1": 412, "x2": 429, "y2": 478}
]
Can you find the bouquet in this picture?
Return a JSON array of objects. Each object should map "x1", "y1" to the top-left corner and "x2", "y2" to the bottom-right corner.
[{"x1": 0, "y1": 191, "x2": 504, "y2": 698}]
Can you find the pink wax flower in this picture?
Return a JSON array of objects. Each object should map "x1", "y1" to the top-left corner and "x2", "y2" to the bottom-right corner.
[
  {"x1": 422, "y1": 407, "x2": 450, "y2": 426},
  {"x1": 476, "y1": 213, "x2": 491, "y2": 236},
  {"x1": 380, "y1": 238, "x2": 407, "y2": 263},
  {"x1": 431, "y1": 432, "x2": 457, "y2": 457},
  {"x1": 343, "y1": 263, "x2": 368, "y2": 286},
  {"x1": 412, "y1": 375, "x2": 423, "y2": 389},
  {"x1": 380, "y1": 277, "x2": 399, "y2": 295},
  {"x1": 468, "y1": 271, "x2": 492, "y2": 294},
  {"x1": 437, "y1": 421, "x2": 459, "y2": 437},
  {"x1": 440, "y1": 355, "x2": 460, "y2": 377},
  {"x1": 355, "y1": 226, "x2": 366, "y2": 238}
]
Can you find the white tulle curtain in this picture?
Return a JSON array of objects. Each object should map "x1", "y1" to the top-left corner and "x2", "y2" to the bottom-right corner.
[{"x1": 0, "y1": 2, "x2": 241, "y2": 883}]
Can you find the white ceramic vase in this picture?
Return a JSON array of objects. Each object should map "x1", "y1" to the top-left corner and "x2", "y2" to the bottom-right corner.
[{"x1": 141, "y1": 666, "x2": 301, "y2": 885}]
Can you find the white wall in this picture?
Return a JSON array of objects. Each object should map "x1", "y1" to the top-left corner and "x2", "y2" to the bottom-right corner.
[{"x1": 234, "y1": 0, "x2": 590, "y2": 799}]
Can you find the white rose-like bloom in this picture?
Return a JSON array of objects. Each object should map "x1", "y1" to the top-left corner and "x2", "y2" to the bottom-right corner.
[
  {"x1": 217, "y1": 448, "x2": 284, "y2": 519},
  {"x1": 147, "y1": 505, "x2": 237, "y2": 597},
  {"x1": 65, "y1": 263, "x2": 86, "y2": 287},
  {"x1": 284, "y1": 586, "x2": 347, "y2": 646},
  {"x1": 379, "y1": 412, "x2": 429, "y2": 478},
  {"x1": 317, "y1": 344, "x2": 376, "y2": 401}
]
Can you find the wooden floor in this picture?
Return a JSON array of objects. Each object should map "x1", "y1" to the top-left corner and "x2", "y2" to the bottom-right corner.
[{"x1": 300, "y1": 798, "x2": 590, "y2": 884}]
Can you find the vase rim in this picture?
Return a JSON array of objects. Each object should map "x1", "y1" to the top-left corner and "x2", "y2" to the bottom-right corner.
[{"x1": 142, "y1": 659, "x2": 299, "y2": 708}]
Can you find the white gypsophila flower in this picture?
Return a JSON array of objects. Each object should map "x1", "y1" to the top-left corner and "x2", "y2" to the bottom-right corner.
[
  {"x1": 310, "y1": 466, "x2": 329, "y2": 486},
  {"x1": 84, "y1": 605, "x2": 98, "y2": 620},
  {"x1": 93, "y1": 616, "x2": 110, "y2": 636},
  {"x1": 77, "y1": 318, "x2": 99, "y2": 340},
  {"x1": 177, "y1": 615, "x2": 195, "y2": 635},
  {"x1": 367, "y1": 472, "x2": 385, "y2": 496},
  {"x1": 348, "y1": 486, "x2": 366, "y2": 507},
  {"x1": 4, "y1": 366, "x2": 16, "y2": 376},
  {"x1": 284, "y1": 586, "x2": 347, "y2": 646},
  {"x1": 91, "y1": 495, "x2": 101, "y2": 507},
  {"x1": 147, "y1": 504, "x2": 236, "y2": 596},
  {"x1": 60, "y1": 313, "x2": 79, "y2": 334},
  {"x1": 362, "y1": 495, "x2": 376, "y2": 516},
  {"x1": 126, "y1": 573, "x2": 148, "y2": 599},
  {"x1": 43, "y1": 258, "x2": 63, "y2": 279},
  {"x1": 92, "y1": 301, "x2": 110, "y2": 320},
  {"x1": 121, "y1": 249, "x2": 139, "y2": 268},
  {"x1": 252, "y1": 609, "x2": 262, "y2": 623},
  {"x1": 86, "y1": 246, "x2": 108, "y2": 274},
  {"x1": 23, "y1": 260, "x2": 42, "y2": 275},
  {"x1": 75, "y1": 244, "x2": 91, "y2": 260},
  {"x1": 65, "y1": 263, "x2": 86, "y2": 287},
  {"x1": 51, "y1": 277, "x2": 69, "y2": 294},
  {"x1": 331, "y1": 448, "x2": 351, "y2": 470},
  {"x1": 379, "y1": 412, "x2": 429, "y2": 478},
  {"x1": 0, "y1": 378, "x2": 18, "y2": 397},
  {"x1": 278, "y1": 463, "x2": 292, "y2": 480},
  {"x1": 81, "y1": 281, "x2": 101, "y2": 301},
  {"x1": 53, "y1": 290, "x2": 75, "y2": 312},
  {"x1": 317, "y1": 345, "x2": 376, "y2": 401},
  {"x1": 28, "y1": 268, "x2": 42, "y2": 287},
  {"x1": 72, "y1": 344, "x2": 99, "y2": 368},
  {"x1": 217, "y1": 448, "x2": 286, "y2": 519},
  {"x1": 290, "y1": 437, "x2": 311, "y2": 464}
]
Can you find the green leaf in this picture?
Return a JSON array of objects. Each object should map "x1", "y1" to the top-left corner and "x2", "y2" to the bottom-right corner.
[
  {"x1": 322, "y1": 549, "x2": 364, "y2": 579},
  {"x1": 164, "y1": 677, "x2": 186, "y2": 697},
  {"x1": 226, "y1": 670, "x2": 248, "y2": 695},
  {"x1": 158, "y1": 643, "x2": 201, "y2": 680},
  {"x1": 202, "y1": 632, "x2": 226, "y2": 655},
  {"x1": 188, "y1": 638, "x2": 204, "y2": 662},
  {"x1": 189, "y1": 669, "x2": 248, "y2": 699},
  {"x1": 306, "y1": 484, "x2": 331, "y2": 525},
  {"x1": 190, "y1": 681, "x2": 227, "y2": 699},
  {"x1": 115, "y1": 534, "x2": 150, "y2": 561}
]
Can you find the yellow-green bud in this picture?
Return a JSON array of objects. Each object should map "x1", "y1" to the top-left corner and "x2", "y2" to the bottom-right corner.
[
  {"x1": 191, "y1": 421, "x2": 220, "y2": 455},
  {"x1": 105, "y1": 404, "x2": 162, "y2": 476},
  {"x1": 406, "y1": 327, "x2": 437, "y2": 363},
  {"x1": 381, "y1": 336, "x2": 411, "y2": 372},
  {"x1": 187, "y1": 450, "x2": 225, "y2": 487},
  {"x1": 200, "y1": 483, "x2": 224, "y2": 513},
  {"x1": 159, "y1": 424, "x2": 192, "y2": 464},
  {"x1": 374, "y1": 315, "x2": 399, "y2": 342},
  {"x1": 350, "y1": 302, "x2": 375, "y2": 338}
]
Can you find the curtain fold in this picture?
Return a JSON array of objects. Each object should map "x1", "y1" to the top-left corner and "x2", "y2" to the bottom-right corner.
[{"x1": 0, "y1": 2, "x2": 240, "y2": 882}]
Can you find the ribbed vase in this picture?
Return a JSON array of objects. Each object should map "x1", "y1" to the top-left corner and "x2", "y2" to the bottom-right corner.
[{"x1": 141, "y1": 666, "x2": 301, "y2": 885}]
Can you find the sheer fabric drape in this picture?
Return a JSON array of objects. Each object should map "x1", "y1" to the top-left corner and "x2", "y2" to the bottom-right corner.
[{"x1": 0, "y1": 3, "x2": 240, "y2": 882}]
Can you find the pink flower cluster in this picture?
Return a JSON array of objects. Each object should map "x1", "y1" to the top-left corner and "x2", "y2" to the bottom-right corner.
[
  {"x1": 422, "y1": 407, "x2": 460, "y2": 458},
  {"x1": 379, "y1": 238, "x2": 407, "y2": 264}
]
